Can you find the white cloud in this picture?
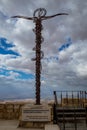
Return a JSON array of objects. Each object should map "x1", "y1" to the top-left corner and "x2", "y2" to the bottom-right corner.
[{"x1": 0, "y1": 0, "x2": 87, "y2": 99}]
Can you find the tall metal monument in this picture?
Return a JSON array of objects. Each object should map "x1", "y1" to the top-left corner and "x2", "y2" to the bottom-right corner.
[{"x1": 12, "y1": 8, "x2": 68, "y2": 105}]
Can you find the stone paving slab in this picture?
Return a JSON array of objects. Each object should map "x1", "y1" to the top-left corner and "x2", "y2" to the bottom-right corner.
[
  {"x1": 59, "y1": 121, "x2": 87, "y2": 130},
  {"x1": 45, "y1": 124, "x2": 60, "y2": 130},
  {"x1": 0, "y1": 120, "x2": 43, "y2": 130}
]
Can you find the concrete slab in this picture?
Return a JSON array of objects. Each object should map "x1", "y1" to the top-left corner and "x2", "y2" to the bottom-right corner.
[
  {"x1": 45, "y1": 124, "x2": 60, "y2": 130},
  {"x1": 0, "y1": 120, "x2": 43, "y2": 130}
]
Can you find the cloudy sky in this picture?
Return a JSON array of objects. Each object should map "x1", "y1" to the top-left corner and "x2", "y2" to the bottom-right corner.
[{"x1": 0, "y1": 0, "x2": 87, "y2": 100}]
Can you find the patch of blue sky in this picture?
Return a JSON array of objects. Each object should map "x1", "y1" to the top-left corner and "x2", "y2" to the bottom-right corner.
[
  {"x1": 44, "y1": 56, "x2": 59, "y2": 62},
  {"x1": 58, "y1": 37, "x2": 72, "y2": 52},
  {"x1": 0, "y1": 37, "x2": 20, "y2": 56},
  {"x1": 17, "y1": 71, "x2": 35, "y2": 80},
  {"x1": 0, "y1": 68, "x2": 10, "y2": 76},
  {"x1": 0, "y1": 68, "x2": 34, "y2": 80}
]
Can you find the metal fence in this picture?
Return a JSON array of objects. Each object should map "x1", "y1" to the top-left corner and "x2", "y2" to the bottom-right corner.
[
  {"x1": 54, "y1": 91, "x2": 87, "y2": 107},
  {"x1": 53, "y1": 91, "x2": 87, "y2": 130}
]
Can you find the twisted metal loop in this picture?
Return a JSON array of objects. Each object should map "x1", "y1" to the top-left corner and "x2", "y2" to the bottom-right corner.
[
  {"x1": 31, "y1": 47, "x2": 44, "y2": 61},
  {"x1": 32, "y1": 28, "x2": 36, "y2": 33},
  {"x1": 33, "y1": 8, "x2": 47, "y2": 18}
]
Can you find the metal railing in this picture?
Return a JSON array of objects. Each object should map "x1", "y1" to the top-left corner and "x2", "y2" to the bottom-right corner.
[
  {"x1": 53, "y1": 90, "x2": 87, "y2": 130},
  {"x1": 54, "y1": 91, "x2": 87, "y2": 107}
]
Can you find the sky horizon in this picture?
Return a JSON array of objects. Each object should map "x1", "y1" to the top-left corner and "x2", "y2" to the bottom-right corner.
[{"x1": 0, "y1": 0, "x2": 87, "y2": 100}]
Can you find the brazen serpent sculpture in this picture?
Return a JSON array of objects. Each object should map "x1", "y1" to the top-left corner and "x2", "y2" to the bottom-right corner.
[{"x1": 11, "y1": 8, "x2": 68, "y2": 105}]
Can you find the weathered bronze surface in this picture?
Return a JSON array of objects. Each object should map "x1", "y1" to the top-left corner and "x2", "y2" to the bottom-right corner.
[{"x1": 11, "y1": 8, "x2": 68, "y2": 105}]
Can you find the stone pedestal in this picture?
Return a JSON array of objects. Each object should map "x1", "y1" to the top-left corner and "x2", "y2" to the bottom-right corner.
[{"x1": 18, "y1": 104, "x2": 52, "y2": 128}]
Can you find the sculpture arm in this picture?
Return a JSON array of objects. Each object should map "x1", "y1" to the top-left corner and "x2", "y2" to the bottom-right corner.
[
  {"x1": 42, "y1": 13, "x2": 68, "y2": 20},
  {"x1": 11, "y1": 15, "x2": 35, "y2": 20}
]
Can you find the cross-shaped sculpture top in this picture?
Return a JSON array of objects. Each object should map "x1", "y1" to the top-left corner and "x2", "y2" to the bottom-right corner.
[
  {"x1": 12, "y1": 8, "x2": 68, "y2": 21},
  {"x1": 12, "y1": 8, "x2": 68, "y2": 105}
]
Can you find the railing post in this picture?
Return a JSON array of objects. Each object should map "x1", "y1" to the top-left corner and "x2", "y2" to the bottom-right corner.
[
  {"x1": 61, "y1": 91, "x2": 62, "y2": 107},
  {"x1": 66, "y1": 91, "x2": 68, "y2": 105},
  {"x1": 74, "y1": 108, "x2": 77, "y2": 130},
  {"x1": 77, "y1": 91, "x2": 80, "y2": 107},
  {"x1": 53, "y1": 103, "x2": 57, "y2": 124},
  {"x1": 63, "y1": 107, "x2": 65, "y2": 130},
  {"x1": 54, "y1": 91, "x2": 58, "y2": 105},
  {"x1": 71, "y1": 91, "x2": 74, "y2": 107},
  {"x1": 86, "y1": 107, "x2": 87, "y2": 126}
]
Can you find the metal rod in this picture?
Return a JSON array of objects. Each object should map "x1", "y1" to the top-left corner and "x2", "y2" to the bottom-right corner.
[
  {"x1": 54, "y1": 91, "x2": 58, "y2": 105},
  {"x1": 77, "y1": 92, "x2": 79, "y2": 107},
  {"x1": 66, "y1": 91, "x2": 68, "y2": 105},
  {"x1": 72, "y1": 91, "x2": 74, "y2": 105},
  {"x1": 61, "y1": 91, "x2": 62, "y2": 106}
]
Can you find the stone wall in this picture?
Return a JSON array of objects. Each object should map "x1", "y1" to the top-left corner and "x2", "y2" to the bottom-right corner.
[
  {"x1": 0, "y1": 101, "x2": 27, "y2": 119},
  {"x1": 0, "y1": 101, "x2": 54, "y2": 121}
]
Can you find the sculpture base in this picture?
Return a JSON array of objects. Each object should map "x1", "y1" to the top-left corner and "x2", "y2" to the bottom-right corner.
[
  {"x1": 18, "y1": 121, "x2": 52, "y2": 128},
  {"x1": 18, "y1": 104, "x2": 52, "y2": 128}
]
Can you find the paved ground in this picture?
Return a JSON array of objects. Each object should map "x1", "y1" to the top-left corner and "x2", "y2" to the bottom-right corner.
[
  {"x1": 0, "y1": 120, "x2": 43, "y2": 130},
  {"x1": 0, "y1": 120, "x2": 86, "y2": 130}
]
